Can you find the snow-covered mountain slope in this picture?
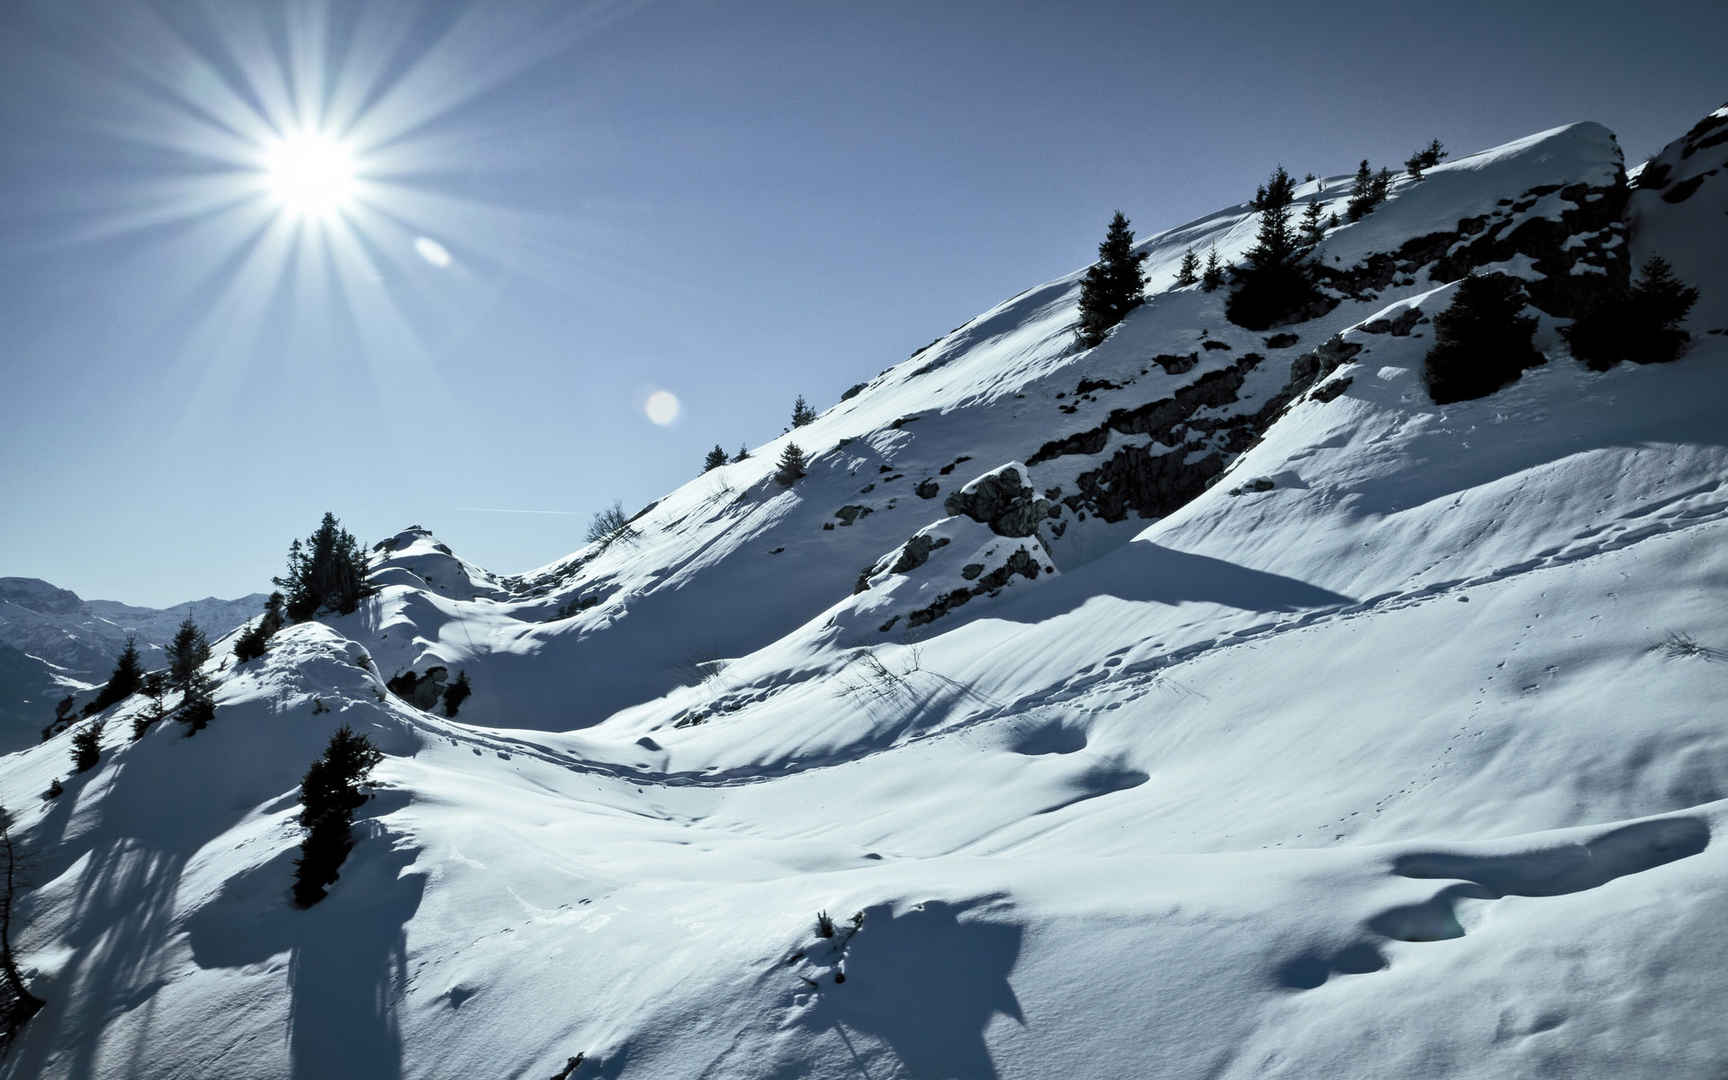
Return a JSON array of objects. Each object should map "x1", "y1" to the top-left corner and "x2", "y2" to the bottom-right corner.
[
  {"x1": 0, "y1": 579, "x2": 266, "y2": 750},
  {"x1": 2, "y1": 105, "x2": 1725, "y2": 1080}
]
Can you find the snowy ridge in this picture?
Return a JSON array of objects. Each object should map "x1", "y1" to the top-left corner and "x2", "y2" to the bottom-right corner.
[{"x1": 2, "y1": 106, "x2": 1727, "y2": 1079}]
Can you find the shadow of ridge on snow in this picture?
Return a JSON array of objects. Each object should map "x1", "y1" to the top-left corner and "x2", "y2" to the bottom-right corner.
[
  {"x1": 986, "y1": 541, "x2": 1355, "y2": 627},
  {"x1": 1392, "y1": 816, "x2": 1710, "y2": 897},
  {"x1": 795, "y1": 897, "x2": 1025, "y2": 1080}
]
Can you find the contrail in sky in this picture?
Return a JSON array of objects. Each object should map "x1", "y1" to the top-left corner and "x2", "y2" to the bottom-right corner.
[{"x1": 454, "y1": 507, "x2": 586, "y2": 515}]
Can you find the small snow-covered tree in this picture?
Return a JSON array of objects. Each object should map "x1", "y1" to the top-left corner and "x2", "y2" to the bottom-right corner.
[
  {"x1": 293, "y1": 724, "x2": 384, "y2": 907},
  {"x1": 1227, "y1": 189, "x2": 1321, "y2": 330},
  {"x1": 69, "y1": 719, "x2": 103, "y2": 772},
  {"x1": 790, "y1": 396, "x2": 817, "y2": 428},
  {"x1": 178, "y1": 671, "x2": 215, "y2": 736},
  {"x1": 166, "y1": 618, "x2": 210, "y2": 690},
  {"x1": 774, "y1": 443, "x2": 808, "y2": 486},
  {"x1": 91, "y1": 636, "x2": 144, "y2": 711},
  {"x1": 1423, "y1": 273, "x2": 1541, "y2": 404},
  {"x1": 1298, "y1": 200, "x2": 1327, "y2": 246},
  {"x1": 1201, "y1": 248, "x2": 1226, "y2": 292},
  {"x1": 1251, "y1": 165, "x2": 1297, "y2": 212},
  {"x1": 1174, "y1": 248, "x2": 1201, "y2": 287},
  {"x1": 703, "y1": 444, "x2": 729, "y2": 472},
  {"x1": 1346, "y1": 160, "x2": 1376, "y2": 221},
  {"x1": 1075, "y1": 211, "x2": 1149, "y2": 347}
]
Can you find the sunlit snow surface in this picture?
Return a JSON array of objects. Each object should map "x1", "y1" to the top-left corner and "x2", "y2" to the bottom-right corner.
[{"x1": 4, "y1": 115, "x2": 1727, "y2": 1079}]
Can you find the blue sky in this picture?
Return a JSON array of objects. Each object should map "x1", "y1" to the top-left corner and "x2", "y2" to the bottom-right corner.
[{"x1": 2, "y1": 0, "x2": 1723, "y2": 606}]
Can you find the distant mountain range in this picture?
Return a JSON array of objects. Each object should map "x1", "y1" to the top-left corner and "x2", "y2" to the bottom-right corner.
[{"x1": 0, "y1": 577, "x2": 265, "y2": 749}]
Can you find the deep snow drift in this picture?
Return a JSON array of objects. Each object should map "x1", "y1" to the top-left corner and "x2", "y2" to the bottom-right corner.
[{"x1": 2, "y1": 106, "x2": 1726, "y2": 1080}]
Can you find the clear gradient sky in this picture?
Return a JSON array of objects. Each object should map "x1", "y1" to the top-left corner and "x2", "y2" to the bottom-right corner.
[{"x1": 2, "y1": 0, "x2": 1723, "y2": 606}]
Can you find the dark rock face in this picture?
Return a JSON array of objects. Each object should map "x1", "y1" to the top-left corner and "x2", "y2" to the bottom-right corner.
[
  {"x1": 1288, "y1": 337, "x2": 1364, "y2": 398},
  {"x1": 1028, "y1": 357, "x2": 1259, "y2": 466},
  {"x1": 1153, "y1": 353, "x2": 1199, "y2": 374},
  {"x1": 906, "y1": 548, "x2": 1043, "y2": 629},
  {"x1": 386, "y1": 666, "x2": 448, "y2": 711},
  {"x1": 1065, "y1": 444, "x2": 1225, "y2": 523},
  {"x1": 1312, "y1": 376, "x2": 1355, "y2": 403},
  {"x1": 1264, "y1": 332, "x2": 1301, "y2": 349},
  {"x1": 915, "y1": 480, "x2": 940, "y2": 499},
  {"x1": 834, "y1": 505, "x2": 873, "y2": 526},
  {"x1": 1360, "y1": 308, "x2": 1425, "y2": 336},
  {"x1": 943, "y1": 469, "x2": 1048, "y2": 537}
]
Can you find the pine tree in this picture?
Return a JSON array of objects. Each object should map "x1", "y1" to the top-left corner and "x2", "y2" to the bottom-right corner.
[
  {"x1": 293, "y1": 724, "x2": 384, "y2": 907},
  {"x1": 1370, "y1": 168, "x2": 1394, "y2": 205},
  {"x1": 733, "y1": 444, "x2": 750, "y2": 463},
  {"x1": 1346, "y1": 160, "x2": 1376, "y2": 221},
  {"x1": 1251, "y1": 166, "x2": 1296, "y2": 211},
  {"x1": 703, "y1": 444, "x2": 729, "y2": 472},
  {"x1": 178, "y1": 671, "x2": 215, "y2": 736},
  {"x1": 1174, "y1": 248, "x2": 1201, "y2": 287},
  {"x1": 233, "y1": 593, "x2": 285, "y2": 662},
  {"x1": 274, "y1": 513, "x2": 372, "y2": 622},
  {"x1": 774, "y1": 443, "x2": 808, "y2": 486},
  {"x1": 1075, "y1": 211, "x2": 1150, "y2": 347},
  {"x1": 1201, "y1": 248, "x2": 1226, "y2": 292},
  {"x1": 167, "y1": 618, "x2": 210, "y2": 690},
  {"x1": 1298, "y1": 199, "x2": 1327, "y2": 246},
  {"x1": 1423, "y1": 273, "x2": 1542, "y2": 404},
  {"x1": 1418, "y1": 139, "x2": 1447, "y2": 169},
  {"x1": 91, "y1": 637, "x2": 144, "y2": 711},
  {"x1": 70, "y1": 718, "x2": 103, "y2": 772},
  {"x1": 132, "y1": 671, "x2": 168, "y2": 740},
  {"x1": 442, "y1": 670, "x2": 472, "y2": 718},
  {"x1": 790, "y1": 396, "x2": 817, "y2": 428},
  {"x1": 1226, "y1": 182, "x2": 1321, "y2": 330},
  {"x1": 1566, "y1": 255, "x2": 1701, "y2": 369}
]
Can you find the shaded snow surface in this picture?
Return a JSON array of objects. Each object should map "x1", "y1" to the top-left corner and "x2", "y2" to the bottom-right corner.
[{"x1": 4, "y1": 110, "x2": 1728, "y2": 1079}]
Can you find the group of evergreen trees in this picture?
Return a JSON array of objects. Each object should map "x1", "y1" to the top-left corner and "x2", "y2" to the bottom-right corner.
[
  {"x1": 292, "y1": 724, "x2": 383, "y2": 907},
  {"x1": 1563, "y1": 256, "x2": 1700, "y2": 369},
  {"x1": 233, "y1": 593, "x2": 287, "y2": 662},
  {"x1": 1405, "y1": 139, "x2": 1447, "y2": 180},
  {"x1": 1346, "y1": 159, "x2": 1395, "y2": 222},
  {"x1": 274, "y1": 513, "x2": 371, "y2": 622},
  {"x1": 700, "y1": 397, "x2": 814, "y2": 476},
  {"x1": 1422, "y1": 256, "x2": 1699, "y2": 404},
  {"x1": 1226, "y1": 166, "x2": 1326, "y2": 329}
]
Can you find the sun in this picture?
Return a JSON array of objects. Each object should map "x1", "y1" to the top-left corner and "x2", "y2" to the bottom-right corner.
[{"x1": 262, "y1": 132, "x2": 358, "y2": 219}]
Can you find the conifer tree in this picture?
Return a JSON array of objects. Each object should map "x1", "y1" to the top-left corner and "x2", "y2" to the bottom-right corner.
[
  {"x1": 1418, "y1": 139, "x2": 1446, "y2": 169},
  {"x1": 1227, "y1": 177, "x2": 1322, "y2": 330},
  {"x1": 790, "y1": 396, "x2": 817, "y2": 428},
  {"x1": 1370, "y1": 168, "x2": 1394, "y2": 206},
  {"x1": 233, "y1": 592, "x2": 287, "y2": 663},
  {"x1": 70, "y1": 718, "x2": 103, "y2": 772},
  {"x1": 442, "y1": 670, "x2": 472, "y2": 718},
  {"x1": 132, "y1": 671, "x2": 168, "y2": 740},
  {"x1": 1423, "y1": 273, "x2": 1541, "y2": 404},
  {"x1": 1565, "y1": 255, "x2": 1701, "y2": 369},
  {"x1": 167, "y1": 618, "x2": 210, "y2": 690},
  {"x1": 178, "y1": 672, "x2": 215, "y2": 736},
  {"x1": 774, "y1": 442, "x2": 808, "y2": 486},
  {"x1": 1174, "y1": 248, "x2": 1201, "y2": 287},
  {"x1": 293, "y1": 724, "x2": 384, "y2": 907},
  {"x1": 703, "y1": 444, "x2": 729, "y2": 472},
  {"x1": 274, "y1": 513, "x2": 372, "y2": 621},
  {"x1": 1201, "y1": 248, "x2": 1226, "y2": 292},
  {"x1": 1075, "y1": 211, "x2": 1150, "y2": 347},
  {"x1": 1251, "y1": 166, "x2": 1297, "y2": 211},
  {"x1": 733, "y1": 444, "x2": 750, "y2": 463},
  {"x1": 1346, "y1": 160, "x2": 1376, "y2": 221},
  {"x1": 92, "y1": 637, "x2": 144, "y2": 711},
  {"x1": 1298, "y1": 199, "x2": 1327, "y2": 246}
]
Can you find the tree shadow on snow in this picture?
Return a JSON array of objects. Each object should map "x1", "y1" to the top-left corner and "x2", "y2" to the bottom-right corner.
[
  {"x1": 800, "y1": 899, "x2": 1024, "y2": 1080},
  {"x1": 185, "y1": 823, "x2": 426, "y2": 1080}
]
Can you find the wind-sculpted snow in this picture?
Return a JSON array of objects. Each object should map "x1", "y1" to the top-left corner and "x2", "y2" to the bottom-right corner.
[{"x1": 3, "y1": 110, "x2": 1727, "y2": 1078}]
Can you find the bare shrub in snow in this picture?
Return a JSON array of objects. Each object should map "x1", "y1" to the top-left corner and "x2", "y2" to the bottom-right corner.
[{"x1": 586, "y1": 501, "x2": 640, "y2": 550}]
